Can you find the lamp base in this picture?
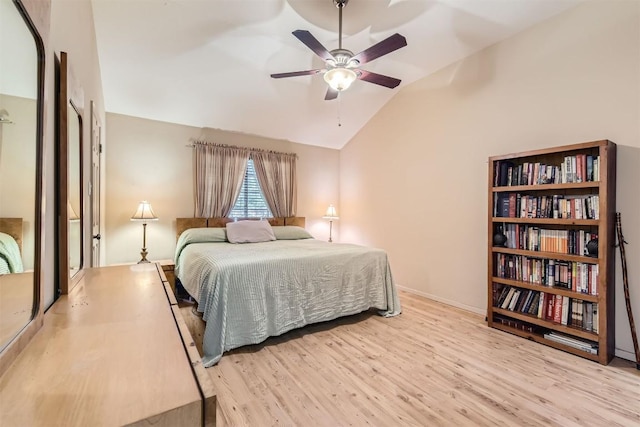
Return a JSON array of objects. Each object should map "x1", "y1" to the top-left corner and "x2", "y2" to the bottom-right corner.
[
  {"x1": 328, "y1": 220, "x2": 333, "y2": 243},
  {"x1": 138, "y1": 248, "x2": 150, "y2": 264}
]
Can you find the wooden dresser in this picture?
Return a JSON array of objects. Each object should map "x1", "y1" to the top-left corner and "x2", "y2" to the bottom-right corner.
[{"x1": 0, "y1": 264, "x2": 215, "y2": 426}]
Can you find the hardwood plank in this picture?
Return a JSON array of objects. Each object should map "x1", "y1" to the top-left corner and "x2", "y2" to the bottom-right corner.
[{"x1": 179, "y1": 291, "x2": 640, "y2": 426}]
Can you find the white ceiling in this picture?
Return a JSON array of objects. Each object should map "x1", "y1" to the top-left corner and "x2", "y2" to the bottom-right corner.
[{"x1": 92, "y1": 0, "x2": 581, "y2": 149}]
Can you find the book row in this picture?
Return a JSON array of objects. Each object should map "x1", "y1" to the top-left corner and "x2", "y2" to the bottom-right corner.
[
  {"x1": 494, "y1": 193, "x2": 600, "y2": 220},
  {"x1": 492, "y1": 317, "x2": 599, "y2": 355},
  {"x1": 499, "y1": 223, "x2": 597, "y2": 256},
  {"x1": 494, "y1": 286, "x2": 599, "y2": 332},
  {"x1": 494, "y1": 154, "x2": 600, "y2": 187},
  {"x1": 495, "y1": 253, "x2": 599, "y2": 295},
  {"x1": 493, "y1": 315, "x2": 537, "y2": 334},
  {"x1": 543, "y1": 331, "x2": 598, "y2": 354}
]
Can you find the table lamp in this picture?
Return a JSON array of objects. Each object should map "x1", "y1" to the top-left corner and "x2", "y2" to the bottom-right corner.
[
  {"x1": 322, "y1": 204, "x2": 339, "y2": 243},
  {"x1": 131, "y1": 201, "x2": 158, "y2": 263}
]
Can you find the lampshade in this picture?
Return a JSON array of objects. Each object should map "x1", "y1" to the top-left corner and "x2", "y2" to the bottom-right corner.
[
  {"x1": 67, "y1": 200, "x2": 80, "y2": 222},
  {"x1": 323, "y1": 67, "x2": 357, "y2": 91},
  {"x1": 323, "y1": 204, "x2": 339, "y2": 220},
  {"x1": 131, "y1": 201, "x2": 158, "y2": 221}
]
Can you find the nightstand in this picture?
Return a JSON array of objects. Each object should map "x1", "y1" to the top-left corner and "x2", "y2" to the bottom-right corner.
[{"x1": 159, "y1": 260, "x2": 176, "y2": 296}]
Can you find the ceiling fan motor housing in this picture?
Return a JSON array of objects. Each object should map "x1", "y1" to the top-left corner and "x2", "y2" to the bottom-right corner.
[{"x1": 328, "y1": 49, "x2": 358, "y2": 68}]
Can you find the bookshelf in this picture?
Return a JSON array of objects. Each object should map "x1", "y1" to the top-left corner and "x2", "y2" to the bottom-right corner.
[{"x1": 487, "y1": 140, "x2": 616, "y2": 364}]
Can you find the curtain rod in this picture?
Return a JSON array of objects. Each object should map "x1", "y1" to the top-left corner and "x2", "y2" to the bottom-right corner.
[{"x1": 186, "y1": 139, "x2": 297, "y2": 158}]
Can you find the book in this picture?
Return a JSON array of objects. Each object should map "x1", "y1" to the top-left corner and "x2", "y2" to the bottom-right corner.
[
  {"x1": 543, "y1": 332, "x2": 598, "y2": 354},
  {"x1": 498, "y1": 161, "x2": 514, "y2": 186},
  {"x1": 522, "y1": 290, "x2": 535, "y2": 313},
  {"x1": 560, "y1": 296, "x2": 569, "y2": 325},
  {"x1": 516, "y1": 290, "x2": 531, "y2": 313},
  {"x1": 521, "y1": 162, "x2": 529, "y2": 185},
  {"x1": 546, "y1": 293, "x2": 555, "y2": 320},
  {"x1": 501, "y1": 287, "x2": 517, "y2": 309},
  {"x1": 508, "y1": 290, "x2": 521, "y2": 311},
  {"x1": 577, "y1": 300, "x2": 584, "y2": 329},
  {"x1": 497, "y1": 193, "x2": 510, "y2": 217},
  {"x1": 553, "y1": 294, "x2": 563, "y2": 323},
  {"x1": 585, "y1": 303, "x2": 593, "y2": 331},
  {"x1": 508, "y1": 193, "x2": 517, "y2": 218},
  {"x1": 496, "y1": 286, "x2": 511, "y2": 306},
  {"x1": 528, "y1": 292, "x2": 541, "y2": 316}
]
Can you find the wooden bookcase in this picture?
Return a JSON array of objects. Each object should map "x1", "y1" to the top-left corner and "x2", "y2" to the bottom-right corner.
[{"x1": 487, "y1": 140, "x2": 616, "y2": 364}]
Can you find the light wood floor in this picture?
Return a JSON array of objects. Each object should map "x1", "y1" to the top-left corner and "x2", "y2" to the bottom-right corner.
[{"x1": 179, "y1": 292, "x2": 640, "y2": 427}]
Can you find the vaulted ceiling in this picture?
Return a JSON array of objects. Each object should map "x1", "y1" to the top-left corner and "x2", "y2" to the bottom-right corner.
[{"x1": 92, "y1": 0, "x2": 581, "y2": 149}]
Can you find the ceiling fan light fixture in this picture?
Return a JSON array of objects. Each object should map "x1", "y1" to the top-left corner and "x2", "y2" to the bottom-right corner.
[{"x1": 324, "y1": 67, "x2": 357, "y2": 91}]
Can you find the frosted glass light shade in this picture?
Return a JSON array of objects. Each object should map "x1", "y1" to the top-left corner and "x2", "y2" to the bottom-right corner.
[
  {"x1": 323, "y1": 67, "x2": 357, "y2": 91},
  {"x1": 131, "y1": 201, "x2": 158, "y2": 221}
]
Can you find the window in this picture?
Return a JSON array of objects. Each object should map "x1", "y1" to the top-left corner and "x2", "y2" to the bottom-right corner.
[{"x1": 229, "y1": 159, "x2": 272, "y2": 218}]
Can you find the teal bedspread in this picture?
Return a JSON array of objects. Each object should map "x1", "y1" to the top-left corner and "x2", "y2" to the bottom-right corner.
[
  {"x1": 0, "y1": 232, "x2": 23, "y2": 275},
  {"x1": 175, "y1": 229, "x2": 401, "y2": 367}
]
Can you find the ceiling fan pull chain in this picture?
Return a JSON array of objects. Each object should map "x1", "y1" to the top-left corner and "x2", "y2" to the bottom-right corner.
[{"x1": 337, "y1": 94, "x2": 342, "y2": 127}]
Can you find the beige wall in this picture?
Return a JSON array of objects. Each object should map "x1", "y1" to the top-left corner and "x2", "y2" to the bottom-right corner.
[
  {"x1": 104, "y1": 113, "x2": 340, "y2": 265},
  {"x1": 340, "y1": 1, "x2": 640, "y2": 360},
  {"x1": 40, "y1": 0, "x2": 106, "y2": 307},
  {"x1": 0, "y1": 95, "x2": 36, "y2": 270}
]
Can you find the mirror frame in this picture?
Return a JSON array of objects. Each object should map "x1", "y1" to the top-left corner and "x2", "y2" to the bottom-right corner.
[
  {"x1": 0, "y1": 0, "x2": 46, "y2": 377},
  {"x1": 56, "y1": 51, "x2": 84, "y2": 295}
]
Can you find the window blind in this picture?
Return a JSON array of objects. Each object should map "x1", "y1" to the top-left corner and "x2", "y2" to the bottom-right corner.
[{"x1": 229, "y1": 159, "x2": 272, "y2": 218}]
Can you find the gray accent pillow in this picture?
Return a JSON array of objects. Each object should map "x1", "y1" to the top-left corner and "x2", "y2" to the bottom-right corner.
[{"x1": 226, "y1": 220, "x2": 276, "y2": 243}]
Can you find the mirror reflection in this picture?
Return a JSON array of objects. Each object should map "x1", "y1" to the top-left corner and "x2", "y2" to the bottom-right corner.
[
  {"x1": 68, "y1": 101, "x2": 81, "y2": 276},
  {"x1": 0, "y1": 0, "x2": 38, "y2": 351}
]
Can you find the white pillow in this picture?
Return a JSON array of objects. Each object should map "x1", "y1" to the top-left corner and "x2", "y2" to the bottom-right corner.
[{"x1": 226, "y1": 220, "x2": 276, "y2": 244}]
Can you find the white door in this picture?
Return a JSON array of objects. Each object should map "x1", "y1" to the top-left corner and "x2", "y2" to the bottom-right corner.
[{"x1": 90, "y1": 101, "x2": 101, "y2": 267}]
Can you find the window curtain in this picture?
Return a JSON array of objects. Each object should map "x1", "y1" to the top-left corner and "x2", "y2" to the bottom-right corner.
[
  {"x1": 251, "y1": 151, "x2": 297, "y2": 217},
  {"x1": 194, "y1": 142, "x2": 250, "y2": 217}
]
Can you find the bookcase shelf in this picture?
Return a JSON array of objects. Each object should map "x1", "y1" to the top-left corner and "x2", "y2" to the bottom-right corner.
[
  {"x1": 492, "y1": 181, "x2": 600, "y2": 191},
  {"x1": 492, "y1": 247, "x2": 599, "y2": 264},
  {"x1": 492, "y1": 277, "x2": 599, "y2": 302},
  {"x1": 487, "y1": 140, "x2": 616, "y2": 364},
  {"x1": 491, "y1": 323, "x2": 600, "y2": 362},
  {"x1": 492, "y1": 217, "x2": 599, "y2": 226}
]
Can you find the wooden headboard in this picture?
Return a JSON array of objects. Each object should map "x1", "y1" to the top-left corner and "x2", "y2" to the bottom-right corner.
[
  {"x1": 176, "y1": 217, "x2": 306, "y2": 240},
  {"x1": 0, "y1": 218, "x2": 23, "y2": 254}
]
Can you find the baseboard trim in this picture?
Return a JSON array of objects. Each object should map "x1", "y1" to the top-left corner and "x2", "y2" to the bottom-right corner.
[
  {"x1": 396, "y1": 285, "x2": 485, "y2": 316},
  {"x1": 397, "y1": 285, "x2": 637, "y2": 363},
  {"x1": 615, "y1": 347, "x2": 637, "y2": 363}
]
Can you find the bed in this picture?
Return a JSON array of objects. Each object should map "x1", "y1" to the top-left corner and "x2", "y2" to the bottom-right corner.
[
  {"x1": 0, "y1": 218, "x2": 24, "y2": 275},
  {"x1": 175, "y1": 217, "x2": 401, "y2": 367}
]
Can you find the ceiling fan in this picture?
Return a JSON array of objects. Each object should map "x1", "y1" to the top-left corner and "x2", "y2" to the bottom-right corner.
[{"x1": 270, "y1": 0, "x2": 407, "y2": 100}]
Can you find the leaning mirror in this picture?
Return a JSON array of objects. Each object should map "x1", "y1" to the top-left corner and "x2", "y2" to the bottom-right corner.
[
  {"x1": 57, "y1": 51, "x2": 84, "y2": 295},
  {"x1": 67, "y1": 101, "x2": 81, "y2": 278},
  {"x1": 0, "y1": 0, "x2": 43, "y2": 353}
]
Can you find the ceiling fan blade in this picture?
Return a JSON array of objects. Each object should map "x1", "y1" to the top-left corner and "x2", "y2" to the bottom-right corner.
[
  {"x1": 324, "y1": 87, "x2": 339, "y2": 101},
  {"x1": 292, "y1": 30, "x2": 335, "y2": 62},
  {"x1": 351, "y1": 33, "x2": 407, "y2": 65},
  {"x1": 358, "y1": 70, "x2": 401, "y2": 89},
  {"x1": 270, "y1": 69, "x2": 324, "y2": 79}
]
